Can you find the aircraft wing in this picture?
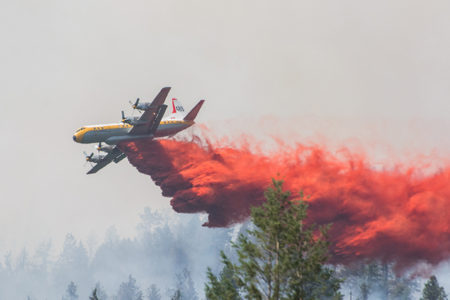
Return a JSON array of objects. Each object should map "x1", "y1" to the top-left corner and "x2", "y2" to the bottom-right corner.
[
  {"x1": 87, "y1": 147, "x2": 124, "y2": 174},
  {"x1": 129, "y1": 87, "x2": 170, "y2": 135}
]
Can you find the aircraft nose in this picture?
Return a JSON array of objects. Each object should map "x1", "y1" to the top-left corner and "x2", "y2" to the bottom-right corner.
[{"x1": 73, "y1": 135, "x2": 77, "y2": 142}]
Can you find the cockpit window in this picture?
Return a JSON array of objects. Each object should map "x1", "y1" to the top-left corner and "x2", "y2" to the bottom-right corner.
[{"x1": 76, "y1": 127, "x2": 85, "y2": 133}]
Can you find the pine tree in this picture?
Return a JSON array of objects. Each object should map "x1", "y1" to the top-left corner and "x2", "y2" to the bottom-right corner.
[
  {"x1": 90, "y1": 283, "x2": 108, "y2": 300},
  {"x1": 359, "y1": 282, "x2": 369, "y2": 300},
  {"x1": 147, "y1": 284, "x2": 161, "y2": 300},
  {"x1": 93, "y1": 282, "x2": 109, "y2": 300},
  {"x1": 340, "y1": 260, "x2": 417, "y2": 300},
  {"x1": 170, "y1": 289, "x2": 181, "y2": 300},
  {"x1": 63, "y1": 281, "x2": 79, "y2": 300},
  {"x1": 174, "y1": 268, "x2": 198, "y2": 300},
  {"x1": 389, "y1": 273, "x2": 418, "y2": 300},
  {"x1": 55, "y1": 234, "x2": 90, "y2": 293},
  {"x1": 421, "y1": 275, "x2": 448, "y2": 300},
  {"x1": 205, "y1": 257, "x2": 239, "y2": 300},
  {"x1": 90, "y1": 288, "x2": 99, "y2": 300},
  {"x1": 116, "y1": 275, "x2": 143, "y2": 300},
  {"x1": 205, "y1": 179, "x2": 342, "y2": 300}
]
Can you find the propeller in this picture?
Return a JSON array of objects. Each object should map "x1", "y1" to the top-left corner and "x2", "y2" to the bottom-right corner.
[
  {"x1": 121, "y1": 110, "x2": 126, "y2": 123},
  {"x1": 86, "y1": 152, "x2": 94, "y2": 161},
  {"x1": 129, "y1": 98, "x2": 140, "y2": 109},
  {"x1": 83, "y1": 151, "x2": 94, "y2": 167}
]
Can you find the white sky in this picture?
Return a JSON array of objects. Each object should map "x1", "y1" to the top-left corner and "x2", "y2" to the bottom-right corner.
[{"x1": 0, "y1": 0, "x2": 449, "y2": 254}]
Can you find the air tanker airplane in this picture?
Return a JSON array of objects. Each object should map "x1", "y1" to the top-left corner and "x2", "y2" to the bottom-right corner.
[{"x1": 73, "y1": 87, "x2": 204, "y2": 174}]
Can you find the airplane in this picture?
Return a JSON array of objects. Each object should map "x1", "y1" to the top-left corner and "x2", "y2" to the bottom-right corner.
[{"x1": 73, "y1": 87, "x2": 205, "y2": 174}]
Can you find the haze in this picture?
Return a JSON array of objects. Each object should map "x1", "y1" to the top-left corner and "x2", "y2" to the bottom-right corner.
[{"x1": 0, "y1": 0, "x2": 449, "y2": 259}]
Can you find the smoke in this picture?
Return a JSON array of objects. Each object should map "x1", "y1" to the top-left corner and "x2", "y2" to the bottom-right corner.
[{"x1": 118, "y1": 135, "x2": 450, "y2": 269}]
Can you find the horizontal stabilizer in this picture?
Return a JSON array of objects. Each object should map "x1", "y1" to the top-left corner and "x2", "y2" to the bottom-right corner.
[{"x1": 184, "y1": 100, "x2": 205, "y2": 121}]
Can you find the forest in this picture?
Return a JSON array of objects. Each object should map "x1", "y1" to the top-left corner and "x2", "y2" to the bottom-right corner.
[{"x1": 1, "y1": 183, "x2": 448, "y2": 300}]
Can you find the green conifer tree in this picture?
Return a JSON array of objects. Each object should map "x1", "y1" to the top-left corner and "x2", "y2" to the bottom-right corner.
[
  {"x1": 205, "y1": 256, "x2": 240, "y2": 300},
  {"x1": 205, "y1": 179, "x2": 342, "y2": 300},
  {"x1": 421, "y1": 275, "x2": 448, "y2": 300}
]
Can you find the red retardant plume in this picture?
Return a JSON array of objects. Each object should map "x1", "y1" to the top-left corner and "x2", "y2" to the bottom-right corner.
[{"x1": 119, "y1": 137, "x2": 450, "y2": 268}]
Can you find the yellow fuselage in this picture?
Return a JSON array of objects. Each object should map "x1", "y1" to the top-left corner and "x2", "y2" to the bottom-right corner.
[{"x1": 73, "y1": 120, "x2": 193, "y2": 144}]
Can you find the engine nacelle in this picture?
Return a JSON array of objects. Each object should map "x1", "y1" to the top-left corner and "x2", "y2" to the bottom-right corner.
[{"x1": 122, "y1": 116, "x2": 141, "y2": 125}]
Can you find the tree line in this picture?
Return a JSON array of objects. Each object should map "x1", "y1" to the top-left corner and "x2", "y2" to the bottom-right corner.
[
  {"x1": 204, "y1": 179, "x2": 448, "y2": 300},
  {"x1": 4, "y1": 179, "x2": 449, "y2": 299}
]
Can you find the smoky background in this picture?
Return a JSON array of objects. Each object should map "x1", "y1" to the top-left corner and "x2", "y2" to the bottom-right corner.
[{"x1": 0, "y1": 0, "x2": 449, "y2": 298}]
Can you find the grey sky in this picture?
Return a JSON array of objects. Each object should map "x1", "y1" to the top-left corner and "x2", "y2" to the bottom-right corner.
[{"x1": 0, "y1": 0, "x2": 449, "y2": 254}]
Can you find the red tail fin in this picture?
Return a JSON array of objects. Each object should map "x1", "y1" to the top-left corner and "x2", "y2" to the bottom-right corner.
[{"x1": 183, "y1": 100, "x2": 205, "y2": 121}]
